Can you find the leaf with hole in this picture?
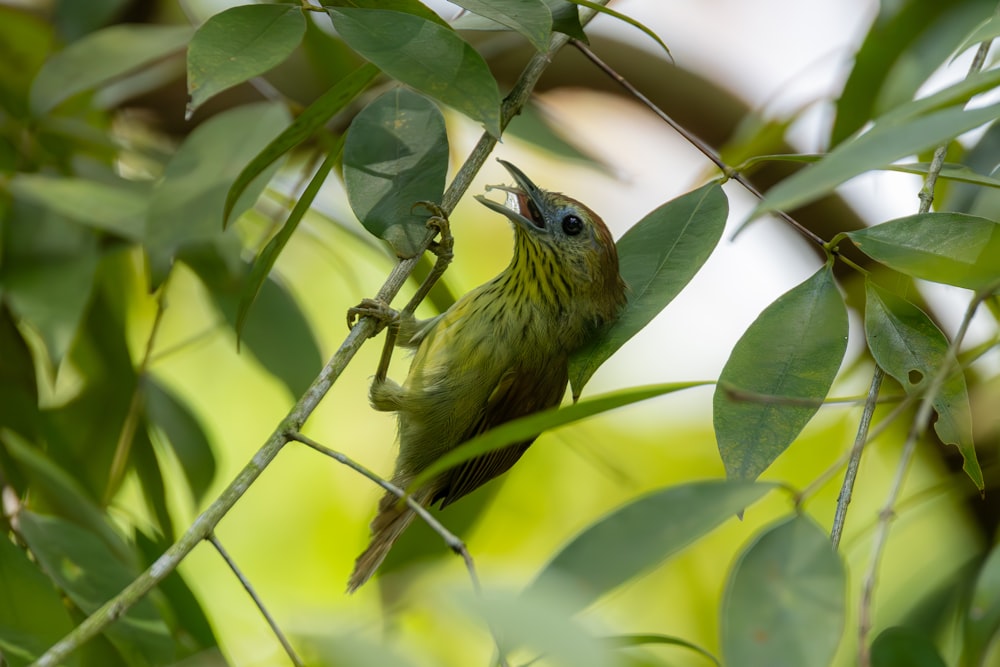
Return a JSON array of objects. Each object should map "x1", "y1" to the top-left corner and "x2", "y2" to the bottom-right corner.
[
  {"x1": 326, "y1": 7, "x2": 502, "y2": 137},
  {"x1": 528, "y1": 479, "x2": 773, "y2": 612},
  {"x1": 714, "y1": 266, "x2": 847, "y2": 481},
  {"x1": 569, "y1": 182, "x2": 727, "y2": 398},
  {"x1": 187, "y1": 4, "x2": 306, "y2": 117},
  {"x1": 721, "y1": 514, "x2": 846, "y2": 667},
  {"x1": 848, "y1": 213, "x2": 1000, "y2": 293},
  {"x1": 864, "y1": 281, "x2": 982, "y2": 489},
  {"x1": 343, "y1": 88, "x2": 449, "y2": 258}
]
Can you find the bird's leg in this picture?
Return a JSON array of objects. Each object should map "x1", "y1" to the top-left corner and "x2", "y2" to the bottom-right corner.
[{"x1": 401, "y1": 201, "x2": 454, "y2": 316}]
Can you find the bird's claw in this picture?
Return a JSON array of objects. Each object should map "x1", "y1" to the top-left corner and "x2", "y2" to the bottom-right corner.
[
  {"x1": 413, "y1": 201, "x2": 454, "y2": 262},
  {"x1": 347, "y1": 298, "x2": 398, "y2": 335}
]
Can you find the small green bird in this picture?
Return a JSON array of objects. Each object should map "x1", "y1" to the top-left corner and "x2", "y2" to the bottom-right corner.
[{"x1": 348, "y1": 160, "x2": 626, "y2": 591}]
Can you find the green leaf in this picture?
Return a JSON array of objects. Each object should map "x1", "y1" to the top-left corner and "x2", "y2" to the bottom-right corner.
[
  {"x1": 0, "y1": 8, "x2": 52, "y2": 119},
  {"x1": 238, "y1": 147, "x2": 339, "y2": 338},
  {"x1": 326, "y1": 7, "x2": 502, "y2": 137},
  {"x1": 875, "y1": 67, "x2": 1000, "y2": 128},
  {"x1": 30, "y1": 23, "x2": 192, "y2": 114},
  {"x1": 952, "y1": 12, "x2": 1000, "y2": 61},
  {"x1": 412, "y1": 382, "x2": 708, "y2": 490},
  {"x1": 301, "y1": 633, "x2": 421, "y2": 667},
  {"x1": 608, "y1": 634, "x2": 720, "y2": 666},
  {"x1": 9, "y1": 175, "x2": 147, "y2": 241},
  {"x1": 721, "y1": 514, "x2": 846, "y2": 667},
  {"x1": 343, "y1": 88, "x2": 449, "y2": 257},
  {"x1": 567, "y1": 0, "x2": 671, "y2": 61},
  {"x1": 322, "y1": 0, "x2": 449, "y2": 27},
  {"x1": 714, "y1": 266, "x2": 847, "y2": 481},
  {"x1": 528, "y1": 479, "x2": 773, "y2": 611},
  {"x1": 450, "y1": 0, "x2": 552, "y2": 50},
  {"x1": 847, "y1": 213, "x2": 1000, "y2": 293},
  {"x1": 569, "y1": 183, "x2": 728, "y2": 397},
  {"x1": 963, "y1": 540, "x2": 1000, "y2": 665},
  {"x1": 224, "y1": 62, "x2": 379, "y2": 224},
  {"x1": 143, "y1": 377, "x2": 216, "y2": 504},
  {"x1": 0, "y1": 535, "x2": 78, "y2": 667},
  {"x1": 887, "y1": 162, "x2": 1000, "y2": 189},
  {"x1": 872, "y1": 626, "x2": 947, "y2": 667},
  {"x1": 18, "y1": 511, "x2": 174, "y2": 665},
  {"x1": 145, "y1": 102, "x2": 290, "y2": 287},
  {"x1": 753, "y1": 102, "x2": 1000, "y2": 219},
  {"x1": 864, "y1": 282, "x2": 983, "y2": 489},
  {"x1": 545, "y1": 0, "x2": 586, "y2": 40},
  {"x1": 131, "y1": 423, "x2": 174, "y2": 539},
  {"x1": 187, "y1": 4, "x2": 306, "y2": 117}
]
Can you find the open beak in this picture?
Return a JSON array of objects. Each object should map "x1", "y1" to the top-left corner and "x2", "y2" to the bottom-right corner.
[{"x1": 475, "y1": 159, "x2": 549, "y2": 233}]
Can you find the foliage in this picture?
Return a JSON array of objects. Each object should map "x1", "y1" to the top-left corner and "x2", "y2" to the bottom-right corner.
[{"x1": 0, "y1": 1, "x2": 998, "y2": 666}]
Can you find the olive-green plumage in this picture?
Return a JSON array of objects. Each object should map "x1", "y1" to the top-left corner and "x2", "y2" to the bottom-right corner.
[{"x1": 348, "y1": 160, "x2": 626, "y2": 591}]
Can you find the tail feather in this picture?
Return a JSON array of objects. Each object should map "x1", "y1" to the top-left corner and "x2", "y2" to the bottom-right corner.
[{"x1": 347, "y1": 487, "x2": 431, "y2": 592}]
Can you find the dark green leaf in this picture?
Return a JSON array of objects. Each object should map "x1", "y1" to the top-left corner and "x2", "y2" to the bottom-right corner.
[
  {"x1": 569, "y1": 183, "x2": 728, "y2": 397},
  {"x1": 19, "y1": 512, "x2": 174, "y2": 665},
  {"x1": 326, "y1": 8, "x2": 502, "y2": 137},
  {"x1": 963, "y1": 540, "x2": 1000, "y2": 665},
  {"x1": 864, "y1": 282, "x2": 983, "y2": 488},
  {"x1": 224, "y1": 62, "x2": 379, "y2": 224},
  {"x1": 187, "y1": 4, "x2": 307, "y2": 116},
  {"x1": 754, "y1": 102, "x2": 1000, "y2": 219},
  {"x1": 872, "y1": 626, "x2": 946, "y2": 667},
  {"x1": 30, "y1": 24, "x2": 192, "y2": 114},
  {"x1": 343, "y1": 88, "x2": 448, "y2": 257},
  {"x1": 322, "y1": 0, "x2": 449, "y2": 27},
  {"x1": 450, "y1": 0, "x2": 552, "y2": 50},
  {"x1": 143, "y1": 377, "x2": 216, "y2": 503},
  {"x1": 528, "y1": 479, "x2": 773, "y2": 611},
  {"x1": 0, "y1": 535, "x2": 78, "y2": 667},
  {"x1": 848, "y1": 213, "x2": 1000, "y2": 293},
  {"x1": 721, "y1": 514, "x2": 846, "y2": 667},
  {"x1": 145, "y1": 102, "x2": 290, "y2": 287},
  {"x1": 238, "y1": 147, "x2": 339, "y2": 338},
  {"x1": 545, "y1": 0, "x2": 586, "y2": 40},
  {"x1": 714, "y1": 266, "x2": 847, "y2": 481},
  {"x1": 412, "y1": 382, "x2": 708, "y2": 490},
  {"x1": 131, "y1": 424, "x2": 174, "y2": 539},
  {"x1": 0, "y1": 8, "x2": 52, "y2": 119},
  {"x1": 9, "y1": 175, "x2": 147, "y2": 241}
]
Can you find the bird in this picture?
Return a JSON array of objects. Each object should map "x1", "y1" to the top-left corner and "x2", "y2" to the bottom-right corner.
[{"x1": 348, "y1": 159, "x2": 627, "y2": 592}]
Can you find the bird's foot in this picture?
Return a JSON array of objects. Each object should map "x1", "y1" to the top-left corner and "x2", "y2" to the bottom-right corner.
[
  {"x1": 347, "y1": 298, "x2": 398, "y2": 335},
  {"x1": 413, "y1": 201, "x2": 454, "y2": 263}
]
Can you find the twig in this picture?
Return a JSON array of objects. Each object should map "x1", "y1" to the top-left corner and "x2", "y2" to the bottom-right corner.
[
  {"x1": 207, "y1": 533, "x2": 303, "y2": 667},
  {"x1": 569, "y1": 39, "x2": 827, "y2": 248},
  {"x1": 288, "y1": 432, "x2": 481, "y2": 592},
  {"x1": 29, "y1": 9, "x2": 606, "y2": 665}
]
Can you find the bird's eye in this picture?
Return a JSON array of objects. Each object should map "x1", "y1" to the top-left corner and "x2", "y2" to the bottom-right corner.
[{"x1": 562, "y1": 214, "x2": 583, "y2": 236}]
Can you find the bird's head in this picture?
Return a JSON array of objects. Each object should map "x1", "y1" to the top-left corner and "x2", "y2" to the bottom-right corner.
[{"x1": 475, "y1": 159, "x2": 626, "y2": 327}]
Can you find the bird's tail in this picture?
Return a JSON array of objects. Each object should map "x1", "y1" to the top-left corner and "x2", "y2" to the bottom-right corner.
[{"x1": 347, "y1": 487, "x2": 431, "y2": 592}]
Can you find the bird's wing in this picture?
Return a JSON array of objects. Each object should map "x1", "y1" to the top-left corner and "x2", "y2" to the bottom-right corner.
[{"x1": 434, "y1": 362, "x2": 567, "y2": 508}]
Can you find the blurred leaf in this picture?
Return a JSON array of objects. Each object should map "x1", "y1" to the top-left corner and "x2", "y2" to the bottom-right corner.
[
  {"x1": 848, "y1": 214, "x2": 1000, "y2": 293},
  {"x1": 326, "y1": 7, "x2": 502, "y2": 137},
  {"x1": 0, "y1": 308, "x2": 40, "y2": 440},
  {"x1": 952, "y1": 11, "x2": 1000, "y2": 60},
  {"x1": 52, "y1": 0, "x2": 130, "y2": 41},
  {"x1": 875, "y1": 68, "x2": 1000, "y2": 126},
  {"x1": 872, "y1": 626, "x2": 947, "y2": 667},
  {"x1": 450, "y1": 0, "x2": 551, "y2": 50},
  {"x1": 714, "y1": 266, "x2": 847, "y2": 481},
  {"x1": 143, "y1": 377, "x2": 216, "y2": 504},
  {"x1": 721, "y1": 514, "x2": 846, "y2": 667},
  {"x1": 865, "y1": 282, "x2": 982, "y2": 489},
  {"x1": 505, "y1": 102, "x2": 607, "y2": 167},
  {"x1": 467, "y1": 588, "x2": 616, "y2": 667},
  {"x1": 754, "y1": 102, "x2": 1000, "y2": 219},
  {"x1": 963, "y1": 540, "x2": 1000, "y2": 665},
  {"x1": 0, "y1": 8, "x2": 52, "y2": 119},
  {"x1": 609, "y1": 634, "x2": 720, "y2": 666},
  {"x1": 134, "y1": 530, "x2": 219, "y2": 654},
  {"x1": 2, "y1": 431, "x2": 134, "y2": 564},
  {"x1": 569, "y1": 183, "x2": 728, "y2": 397},
  {"x1": 19, "y1": 511, "x2": 174, "y2": 665},
  {"x1": 131, "y1": 424, "x2": 173, "y2": 540},
  {"x1": 224, "y1": 62, "x2": 378, "y2": 224},
  {"x1": 943, "y1": 120, "x2": 1000, "y2": 213},
  {"x1": 343, "y1": 88, "x2": 448, "y2": 258},
  {"x1": 569, "y1": 0, "x2": 671, "y2": 61},
  {"x1": 187, "y1": 4, "x2": 306, "y2": 117},
  {"x1": 145, "y1": 102, "x2": 290, "y2": 287},
  {"x1": 0, "y1": 534, "x2": 79, "y2": 667},
  {"x1": 412, "y1": 382, "x2": 708, "y2": 490},
  {"x1": 9, "y1": 175, "x2": 147, "y2": 241},
  {"x1": 301, "y1": 633, "x2": 419, "y2": 667},
  {"x1": 528, "y1": 479, "x2": 773, "y2": 611},
  {"x1": 886, "y1": 162, "x2": 1000, "y2": 189},
  {"x1": 238, "y1": 147, "x2": 338, "y2": 339},
  {"x1": 3, "y1": 251, "x2": 98, "y2": 367},
  {"x1": 30, "y1": 23, "x2": 191, "y2": 114}
]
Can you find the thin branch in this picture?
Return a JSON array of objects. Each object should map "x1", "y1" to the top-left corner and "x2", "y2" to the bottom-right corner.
[
  {"x1": 30, "y1": 11, "x2": 605, "y2": 665},
  {"x1": 289, "y1": 432, "x2": 481, "y2": 592},
  {"x1": 208, "y1": 533, "x2": 303, "y2": 667},
  {"x1": 569, "y1": 39, "x2": 827, "y2": 248}
]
